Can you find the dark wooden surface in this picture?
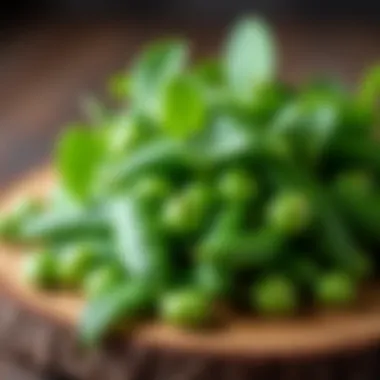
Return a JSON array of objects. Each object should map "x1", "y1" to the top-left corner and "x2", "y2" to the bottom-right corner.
[
  {"x1": 0, "y1": 20, "x2": 379, "y2": 187},
  {"x1": 0, "y1": 19, "x2": 379, "y2": 380},
  {"x1": 0, "y1": 361, "x2": 40, "y2": 380},
  {"x1": 0, "y1": 19, "x2": 379, "y2": 186}
]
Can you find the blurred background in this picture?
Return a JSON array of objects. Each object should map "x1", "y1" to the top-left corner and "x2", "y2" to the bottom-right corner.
[{"x1": 0, "y1": 0, "x2": 379, "y2": 184}]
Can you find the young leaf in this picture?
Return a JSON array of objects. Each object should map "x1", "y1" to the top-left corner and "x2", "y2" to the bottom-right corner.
[
  {"x1": 130, "y1": 41, "x2": 189, "y2": 117},
  {"x1": 161, "y1": 74, "x2": 206, "y2": 138},
  {"x1": 56, "y1": 126, "x2": 104, "y2": 202},
  {"x1": 196, "y1": 116, "x2": 252, "y2": 165},
  {"x1": 224, "y1": 16, "x2": 277, "y2": 103}
]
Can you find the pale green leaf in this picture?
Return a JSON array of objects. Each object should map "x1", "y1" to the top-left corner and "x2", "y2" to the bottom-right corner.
[{"x1": 224, "y1": 17, "x2": 277, "y2": 103}]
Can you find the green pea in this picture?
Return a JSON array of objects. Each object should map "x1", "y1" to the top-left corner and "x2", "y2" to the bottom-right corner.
[
  {"x1": 159, "y1": 288, "x2": 212, "y2": 328},
  {"x1": 217, "y1": 169, "x2": 258, "y2": 203},
  {"x1": 183, "y1": 182, "x2": 213, "y2": 210},
  {"x1": 250, "y1": 276, "x2": 298, "y2": 316},
  {"x1": 59, "y1": 244, "x2": 98, "y2": 288},
  {"x1": 315, "y1": 272, "x2": 357, "y2": 307},
  {"x1": 132, "y1": 175, "x2": 171, "y2": 203},
  {"x1": 162, "y1": 185, "x2": 210, "y2": 233},
  {"x1": 266, "y1": 192, "x2": 312, "y2": 234},
  {"x1": 264, "y1": 133, "x2": 292, "y2": 161},
  {"x1": 23, "y1": 251, "x2": 58, "y2": 289},
  {"x1": 84, "y1": 266, "x2": 124, "y2": 299}
]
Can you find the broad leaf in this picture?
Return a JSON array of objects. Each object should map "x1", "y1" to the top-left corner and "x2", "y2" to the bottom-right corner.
[
  {"x1": 224, "y1": 17, "x2": 277, "y2": 103},
  {"x1": 56, "y1": 126, "x2": 104, "y2": 202},
  {"x1": 161, "y1": 74, "x2": 206, "y2": 137},
  {"x1": 130, "y1": 41, "x2": 189, "y2": 117}
]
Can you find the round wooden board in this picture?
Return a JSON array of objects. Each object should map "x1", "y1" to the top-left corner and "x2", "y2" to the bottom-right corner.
[{"x1": 1, "y1": 167, "x2": 380, "y2": 380}]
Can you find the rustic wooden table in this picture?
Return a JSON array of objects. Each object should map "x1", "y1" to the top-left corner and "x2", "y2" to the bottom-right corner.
[{"x1": 0, "y1": 19, "x2": 379, "y2": 379}]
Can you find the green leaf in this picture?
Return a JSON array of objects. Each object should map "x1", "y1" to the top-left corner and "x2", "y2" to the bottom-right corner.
[
  {"x1": 272, "y1": 99, "x2": 339, "y2": 165},
  {"x1": 197, "y1": 116, "x2": 252, "y2": 164},
  {"x1": 194, "y1": 59, "x2": 224, "y2": 88},
  {"x1": 130, "y1": 41, "x2": 189, "y2": 117},
  {"x1": 359, "y1": 65, "x2": 380, "y2": 112},
  {"x1": 160, "y1": 74, "x2": 206, "y2": 138},
  {"x1": 223, "y1": 16, "x2": 277, "y2": 103},
  {"x1": 56, "y1": 126, "x2": 104, "y2": 202},
  {"x1": 79, "y1": 283, "x2": 152, "y2": 345},
  {"x1": 107, "y1": 138, "x2": 195, "y2": 188}
]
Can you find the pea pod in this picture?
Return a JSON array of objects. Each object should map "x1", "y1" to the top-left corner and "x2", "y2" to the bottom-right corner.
[
  {"x1": 198, "y1": 204, "x2": 245, "y2": 259},
  {"x1": 108, "y1": 139, "x2": 197, "y2": 189},
  {"x1": 317, "y1": 205, "x2": 371, "y2": 280},
  {"x1": 109, "y1": 197, "x2": 171, "y2": 289},
  {"x1": 200, "y1": 228, "x2": 284, "y2": 269},
  {"x1": 20, "y1": 209, "x2": 110, "y2": 244},
  {"x1": 131, "y1": 175, "x2": 171, "y2": 204},
  {"x1": 192, "y1": 116, "x2": 289, "y2": 170},
  {"x1": 269, "y1": 159, "x2": 369, "y2": 278}
]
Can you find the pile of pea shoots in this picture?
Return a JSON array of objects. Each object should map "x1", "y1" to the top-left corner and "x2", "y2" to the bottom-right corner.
[{"x1": 0, "y1": 17, "x2": 380, "y2": 345}]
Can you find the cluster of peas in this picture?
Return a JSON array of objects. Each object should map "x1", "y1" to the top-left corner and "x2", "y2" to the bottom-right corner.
[
  {"x1": 0, "y1": 155, "x2": 370, "y2": 330},
  {"x1": 0, "y1": 18, "x2": 379, "y2": 342}
]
